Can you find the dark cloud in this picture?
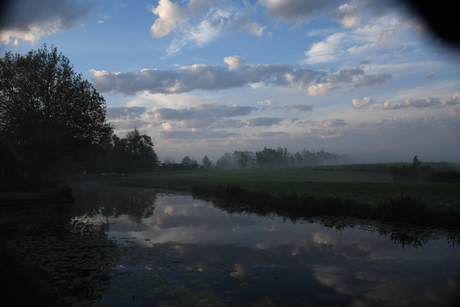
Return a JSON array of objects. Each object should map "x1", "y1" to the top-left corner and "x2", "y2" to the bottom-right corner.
[
  {"x1": 322, "y1": 119, "x2": 347, "y2": 127},
  {"x1": 354, "y1": 73, "x2": 392, "y2": 89},
  {"x1": 159, "y1": 130, "x2": 239, "y2": 140},
  {"x1": 106, "y1": 106, "x2": 147, "y2": 120},
  {"x1": 259, "y1": 0, "x2": 408, "y2": 27},
  {"x1": 148, "y1": 103, "x2": 255, "y2": 130},
  {"x1": 149, "y1": 103, "x2": 256, "y2": 121},
  {"x1": 247, "y1": 116, "x2": 283, "y2": 126},
  {"x1": 1, "y1": 0, "x2": 95, "y2": 43},
  {"x1": 285, "y1": 104, "x2": 314, "y2": 113},
  {"x1": 210, "y1": 119, "x2": 246, "y2": 129},
  {"x1": 92, "y1": 63, "x2": 322, "y2": 95},
  {"x1": 259, "y1": 0, "x2": 342, "y2": 22},
  {"x1": 446, "y1": 93, "x2": 460, "y2": 105},
  {"x1": 382, "y1": 97, "x2": 443, "y2": 109},
  {"x1": 92, "y1": 63, "x2": 390, "y2": 96},
  {"x1": 255, "y1": 131, "x2": 290, "y2": 138}
]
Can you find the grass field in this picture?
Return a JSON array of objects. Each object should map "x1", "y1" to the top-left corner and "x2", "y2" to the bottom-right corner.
[{"x1": 102, "y1": 164, "x2": 458, "y2": 206}]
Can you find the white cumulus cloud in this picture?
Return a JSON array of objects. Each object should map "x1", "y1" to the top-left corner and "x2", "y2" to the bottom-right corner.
[{"x1": 352, "y1": 97, "x2": 374, "y2": 109}]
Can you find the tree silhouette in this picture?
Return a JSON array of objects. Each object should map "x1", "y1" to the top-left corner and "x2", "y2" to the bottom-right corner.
[{"x1": 0, "y1": 45, "x2": 112, "y2": 186}]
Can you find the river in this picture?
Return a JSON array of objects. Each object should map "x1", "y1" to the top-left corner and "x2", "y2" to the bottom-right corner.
[{"x1": 1, "y1": 182, "x2": 459, "y2": 307}]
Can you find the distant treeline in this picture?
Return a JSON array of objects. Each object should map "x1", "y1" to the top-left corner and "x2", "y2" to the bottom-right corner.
[
  {"x1": 67, "y1": 129, "x2": 349, "y2": 175},
  {"x1": 67, "y1": 128, "x2": 158, "y2": 175},
  {"x1": 213, "y1": 147, "x2": 349, "y2": 170}
]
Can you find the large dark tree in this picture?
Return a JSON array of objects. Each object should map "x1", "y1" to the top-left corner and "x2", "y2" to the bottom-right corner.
[{"x1": 0, "y1": 45, "x2": 112, "y2": 185}]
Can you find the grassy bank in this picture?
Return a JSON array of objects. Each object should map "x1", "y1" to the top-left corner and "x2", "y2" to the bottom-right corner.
[{"x1": 101, "y1": 164, "x2": 460, "y2": 228}]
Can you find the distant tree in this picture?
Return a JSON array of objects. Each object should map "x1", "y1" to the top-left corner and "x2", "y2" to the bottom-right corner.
[
  {"x1": 164, "y1": 158, "x2": 175, "y2": 165},
  {"x1": 202, "y1": 155, "x2": 212, "y2": 169},
  {"x1": 255, "y1": 147, "x2": 290, "y2": 168},
  {"x1": 233, "y1": 151, "x2": 253, "y2": 169},
  {"x1": 182, "y1": 156, "x2": 191, "y2": 164},
  {"x1": 0, "y1": 45, "x2": 112, "y2": 186},
  {"x1": 189, "y1": 158, "x2": 198, "y2": 170},
  {"x1": 215, "y1": 153, "x2": 234, "y2": 170},
  {"x1": 390, "y1": 155, "x2": 422, "y2": 181}
]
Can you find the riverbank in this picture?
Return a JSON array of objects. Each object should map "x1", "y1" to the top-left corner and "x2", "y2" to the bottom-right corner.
[{"x1": 101, "y1": 164, "x2": 460, "y2": 228}]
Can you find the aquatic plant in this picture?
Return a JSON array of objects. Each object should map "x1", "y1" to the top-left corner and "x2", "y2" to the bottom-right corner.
[{"x1": 377, "y1": 194, "x2": 428, "y2": 223}]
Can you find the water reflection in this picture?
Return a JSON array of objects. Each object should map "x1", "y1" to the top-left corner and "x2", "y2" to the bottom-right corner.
[
  {"x1": 76, "y1": 184, "x2": 460, "y2": 306},
  {"x1": 2, "y1": 183, "x2": 459, "y2": 306}
]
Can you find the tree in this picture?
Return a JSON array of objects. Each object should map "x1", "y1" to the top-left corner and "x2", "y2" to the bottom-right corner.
[
  {"x1": 124, "y1": 128, "x2": 158, "y2": 173},
  {"x1": 202, "y1": 155, "x2": 212, "y2": 169},
  {"x1": 182, "y1": 156, "x2": 191, "y2": 164},
  {"x1": 164, "y1": 158, "x2": 175, "y2": 165},
  {"x1": 0, "y1": 45, "x2": 112, "y2": 186}
]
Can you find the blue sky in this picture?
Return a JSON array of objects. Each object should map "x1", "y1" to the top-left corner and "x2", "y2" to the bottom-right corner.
[{"x1": 1, "y1": 0, "x2": 460, "y2": 163}]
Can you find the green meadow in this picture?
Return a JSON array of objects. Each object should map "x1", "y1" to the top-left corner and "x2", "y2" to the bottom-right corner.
[{"x1": 102, "y1": 163, "x2": 460, "y2": 228}]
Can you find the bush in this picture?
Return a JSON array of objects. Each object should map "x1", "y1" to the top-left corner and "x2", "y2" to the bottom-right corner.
[{"x1": 423, "y1": 170, "x2": 460, "y2": 183}]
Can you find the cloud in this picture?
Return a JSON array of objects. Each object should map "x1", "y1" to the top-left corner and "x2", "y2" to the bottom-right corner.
[
  {"x1": 148, "y1": 103, "x2": 256, "y2": 129},
  {"x1": 247, "y1": 22, "x2": 267, "y2": 36},
  {"x1": 307, "y1": 82, "x2": 336, "y2": 96},
  {"x1": 149, "y1": 0, "x2": 187, "y2": 38},
  {"x1": 448, "y1": 109, "x2": 460, "y2": 117},
  {"x1": 259, "y1": 0, "x2": 342, "y2": 22},
  {"x1": 224, "y1": 55, "x2": 246, "y2": 70},
  {"x1": 285, "y1": 104, "x2": 314, "y2": 113},
  {"x1": 210, "y1": 119, "x2": 246, "y2": 129},
  {"x1": 149, "y1": 1, "x2": 265, "y2": 55},
  {"x1": 112, "y1": 120, "x2": 149, "y2": 131},
  {"x1": 0, "y1": 0, "x2": 95, "y2": 45},
  {"x1": 308, "y1": 67, "x2": 391, "y2": 96},
  {"x1": 302, "y1": 5, "x2": 417, "y2": 65},
  {"x1": 425, "y1": 72, "x2": 436, "y2": 80},
  {"x1": 106, "y1": 106, "x2": 147, "y2": 120},
  {"x1": 91, "y1": 60, "x2": 391, "y2": 96},
  {"x1": 322, "y1": 119, "x2": 347, "y2": 127},
  {"x1": 305, "y1": 32, "x2": 346, "y2": 64},
  {"x1": 162, "y1": 122, "x2": 176, "y2": 131},
  {"x1": 446, "y1": 93, "x2": 460, "y2": 105},
  {"x1": 254, "y1": 131, "x2": 290, "y2": 138},
  {"x1": 247, "y1": 116, "x2": 283, "y2": 126},
  {"x1": 260, "y1": 0, "x2": 408, "y2": 26},
  {"x1": 331, "y1": 3, "x2": 361, "y2": 28},
  {"x1": 354, "y1": 73, "x2": 392, "y2": 88},
  {"x1": 158, "y1": 129, "x2": 239, "y2": 140},
  {"x1": 382, "y1": 97, "x2": 443, "y2": 110},
  {"x1": 258, "y1": 99, "x2": 277, "y2": 107},
  {"x1": 352, "y1": 97, "x2": 374, "y2": 109}
]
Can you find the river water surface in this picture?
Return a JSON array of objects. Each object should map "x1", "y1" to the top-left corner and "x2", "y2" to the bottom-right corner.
[{"x1": 2, "y1": 182, "x2": 459, "y2": 307}]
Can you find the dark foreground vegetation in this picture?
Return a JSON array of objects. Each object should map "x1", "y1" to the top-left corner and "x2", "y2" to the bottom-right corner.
[{"x1": 101, "y1": 163, "x2": 460, "y2": 229}]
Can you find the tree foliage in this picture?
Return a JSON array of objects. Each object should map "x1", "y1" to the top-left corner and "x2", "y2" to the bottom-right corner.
[
  {"x1": 78, "y1": 129, "x2": 158, "y2": 174},
  {"x1": 0, "y1": 45, "x2": 112, "y2": 184},
  {"x1": 202, "y1": 155, "x2": 212, "y2": 169}
]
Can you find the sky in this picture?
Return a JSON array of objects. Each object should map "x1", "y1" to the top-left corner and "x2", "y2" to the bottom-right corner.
[{"x1": 1, "y1": 0, "x2": 460, "y2": 164}]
